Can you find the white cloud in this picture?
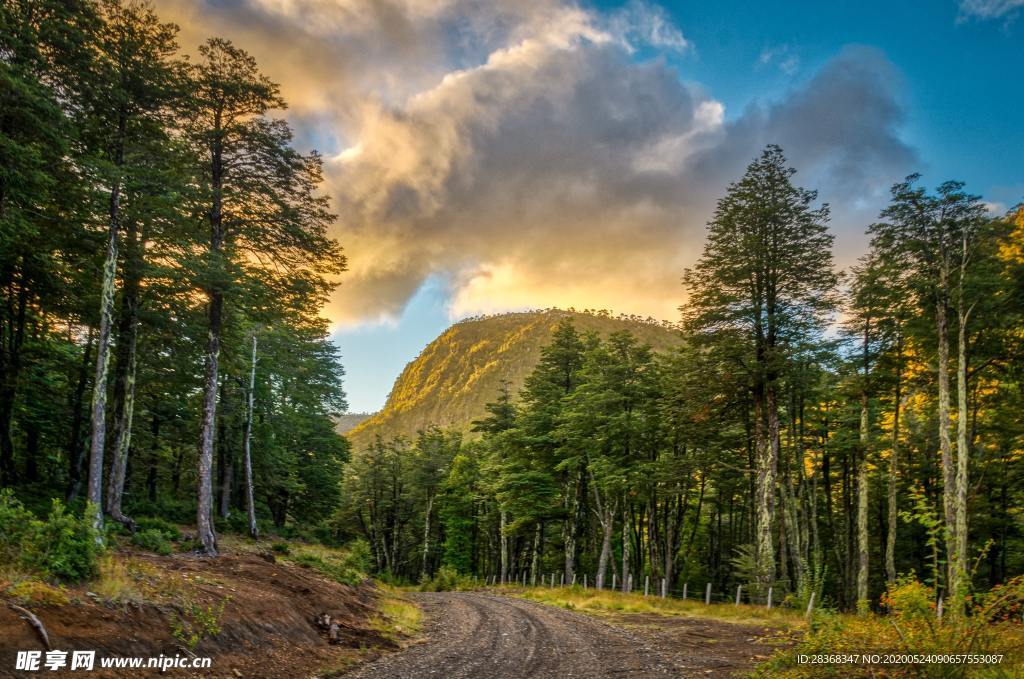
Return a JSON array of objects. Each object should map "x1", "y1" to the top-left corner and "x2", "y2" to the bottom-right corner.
[{"x1": 958, "y1": 0, "x2": 1024, "y2": 19}]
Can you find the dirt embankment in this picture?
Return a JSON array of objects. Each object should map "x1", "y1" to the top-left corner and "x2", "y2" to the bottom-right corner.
[{"x1": 1, "y1": 551, "x2": 396, "y2": 679}]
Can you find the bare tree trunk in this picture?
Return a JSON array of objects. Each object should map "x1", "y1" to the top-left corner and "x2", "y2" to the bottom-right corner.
[
  {"x1": 754, "y1": 383, "x2": 779, "y2": 591},
  {"x1": 67, "y1": 326, "x2": 95, "y2": 501},
  {"x1": 563, "y1": 469, "x2": 582, "y2": 584},
  {"x1": 499, "y1": 509, "x2": 508, "y2": 583},
  {"x1": 954, "y1": 299, "x2": 971, "y2": 601},
  {"x1": 105, "y1": 221, "x2": 141, "y2": 530},
  {"x1": 530, "y1": 521, "x2": 542, "y2": 586},
  {"x1": 596, "y1": 511, "x2": 613, "y2": 590},
  {"x1": 857, "y1": 390, "x2": 870, "y2": 611},
  {"x1": 243, "y1": 333, "x2": 258, "y2": 539},
  {"x1": 886, "y1": 333, "x2": 902, "y2": 585},
  {"x1": 935, "y1": 284, "x2": 955, "y2": 595},
  {"x1": 421, "y1": 493, "x2": 434, "y2": 581},
  {"x1": 87, "y1": 153, "x2": 124, "y2": 535},
  {"x1": 621, "y1": 500, "x2": 630, "y2": 592}
]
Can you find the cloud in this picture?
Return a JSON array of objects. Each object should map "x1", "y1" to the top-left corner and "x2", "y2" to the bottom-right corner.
[
  {"x1": 758, "y1": 44, "x2": 800, "y2": 74},
  {"x1": 160, "y1": 0, "x2": 917, "y2": 326},
  {"x1": 958, "y1": 0, "x2": 1024, "y2": 19}
]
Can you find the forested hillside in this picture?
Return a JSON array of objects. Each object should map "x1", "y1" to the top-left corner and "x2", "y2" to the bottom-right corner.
[{"x1": 347, "y1": 310, "x2": 682, "y2": 449}]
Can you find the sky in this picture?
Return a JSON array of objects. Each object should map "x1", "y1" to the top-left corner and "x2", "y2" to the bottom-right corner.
[{"x1": 157, "y1": 0, "x2": 1024, "y2": 413}]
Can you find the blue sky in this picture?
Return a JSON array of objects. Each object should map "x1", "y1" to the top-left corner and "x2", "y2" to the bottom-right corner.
[{"x1": 309, "y1": 0, "x2": 1024, "y2": 413}]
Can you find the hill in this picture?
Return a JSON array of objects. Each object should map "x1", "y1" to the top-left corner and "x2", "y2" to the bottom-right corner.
[{"x1": 346, "y1": 309, "x2": 683, "y2": 450}]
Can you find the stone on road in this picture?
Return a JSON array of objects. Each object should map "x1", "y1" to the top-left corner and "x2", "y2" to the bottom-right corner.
[{"x1": 344, "y1": 592, "x2": 684, "y2": 678}]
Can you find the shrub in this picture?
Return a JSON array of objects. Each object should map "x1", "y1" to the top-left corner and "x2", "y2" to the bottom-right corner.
[
  {"x1": 20, "y1": 501, "x2": 102, "y2": 583},
  {"x1": 289, "y1": 552, "x2": 363, "y2": 586},
  {"x1": 5, "y1": 578, "x2": 70, "y2": 606},
  {"x1": 271, "y1": 542, "x2": 291, "y2": 555},
  {"x1": 134, "y1": 517, "x2": 181, "y2": 541},
  {"x1": 757, "y1": 575, "x2": 1024, "y2": 678},
  {"x1": 0, "y1": 489, "x2": 34, "y2": 565},
  {"x1": 418, "y1": 566, "x2": 463, "y2": 592},
  {"x1": 131, "y1": 528, "x2": 173, "y2": 556}
]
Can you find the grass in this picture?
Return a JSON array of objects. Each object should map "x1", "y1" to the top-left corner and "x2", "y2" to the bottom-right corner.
[
  {"x1": 370, "y1": 584, "x2": 424, "y2": 644},
  {"x1": 508, "y1": 584, "x2": 806, "y2": 628}
]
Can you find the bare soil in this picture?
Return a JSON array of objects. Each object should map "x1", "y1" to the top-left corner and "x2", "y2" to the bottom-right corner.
[
  {"x1": 1, "y1": 551, "x2": 393, "y2": 679},
  {"x1": 343, "y1": 592, "x2": 789, "y2": 679}
]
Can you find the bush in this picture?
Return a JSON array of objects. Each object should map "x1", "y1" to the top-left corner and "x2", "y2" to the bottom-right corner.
[
  {"x1": 271, "y1": 542, "x2": 291, "y2": 555},
  {"x1": 134, "y1": 517, "x2": 181, "y2": 541},
  {"x1": 418, "y1": 566, "x2": 463, "y2": 592},
  {"x1": 0, "y1": 489, "x2": 34, "y2": 565},
  {"x1": 131, "y1": 528, "x2": 173, "y2": 556},
  {"x1": 20, "y1": 501, "x2": 103, "y2": 583},
  {"x1": 757, "y1": 575, "x2": 1024, "y2": 678},
  {"x1": 289, "y1": 551, "x2": 364, "y2": 586}
]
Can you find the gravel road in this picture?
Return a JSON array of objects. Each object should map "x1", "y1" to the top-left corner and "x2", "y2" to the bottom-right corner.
[{"x1": 344, "y1": 592, "x2": 691, "y2": 678}]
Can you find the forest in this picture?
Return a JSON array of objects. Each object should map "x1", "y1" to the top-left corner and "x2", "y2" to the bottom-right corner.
[
  {"x1": 2, "y1": 0, "x2": 1024, "y2": 651},
  {"x1": 1, "y1": 0, "x2": 348, "y2": 556},
  {"x1": 339, "y1": 148, "x2": 1024, "y2": 616}
]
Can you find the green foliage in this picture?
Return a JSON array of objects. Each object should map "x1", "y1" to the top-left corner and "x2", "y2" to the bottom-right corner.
[
  {"x1": 133, "y1": 517, "x2": 182, "y2": 541},
  {"x1": 758, "y1": 576, "x2": 1024, "y2": 678},
  {"x1": 19, "y1": 501, "x2": 103, "y2": 583},
  {"x1": 287, "y1": 549, "x2": 366, "y2": 587},
  {"x1": 131, "y1": 528, "x2": 173, "y2": 556},
  {"x1": 0, "y1": 489, "x2": 34, "y2": 564},
  {"x1": 271, "y1": 541, "x2": 291, "y2": 555},
  {"x1": 418, "y1": 566, "x2": 467, "y2": 592},
  {"x1": 170, "y1": 598, "x2": 227, "y2": 650}
]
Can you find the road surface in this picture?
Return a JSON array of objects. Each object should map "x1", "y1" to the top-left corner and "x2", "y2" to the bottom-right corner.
[{"x1": 344, "y1": 592, "x2": 732, "y2": 678}]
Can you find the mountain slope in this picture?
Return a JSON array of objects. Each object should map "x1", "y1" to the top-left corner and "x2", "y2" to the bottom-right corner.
[{"x1": 347, "y1": 309, "x2": 682, "y2": 450}]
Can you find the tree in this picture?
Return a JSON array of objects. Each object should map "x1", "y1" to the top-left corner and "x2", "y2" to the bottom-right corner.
[
  {"x1": 871, "y1": 177, "x2": 987, "y2": 602},
  {"x1": 683, "y1": 145, "x2": 837, "y2": 594},
  {"x1": 186, "y1": 39, "x2": 344, "y2": 554}
]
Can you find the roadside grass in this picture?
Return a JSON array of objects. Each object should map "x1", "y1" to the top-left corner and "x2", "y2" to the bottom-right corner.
[
  {"x1": 370, "y1": 584, "x2": 424, "y2": 644},
  {"x1": 511, "y1": 584, "x2": 805, "y2": 628}
]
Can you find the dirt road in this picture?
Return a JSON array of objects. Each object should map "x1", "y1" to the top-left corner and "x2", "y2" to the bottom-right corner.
[{"x1": 345, "y1": 592, "x2": 778, "y2": 678}]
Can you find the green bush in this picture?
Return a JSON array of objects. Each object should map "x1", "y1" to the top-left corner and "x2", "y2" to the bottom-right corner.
[
  {"x1": 418, "y1": 566, "x2": 463, "y2": 592},
  {"x1": 131, "y1": 528, "x2": 173, "y2": 555},
  {"x1": 271, "y1": 542, "x2": 291, "y2": 555},
  {"x1": 134, "y1": 517, "x2": 181, "y2": 541},
  {"x1": 289, "y1": 552, "x2": 363, "y2": 586},
  {"x1": 20, "y1": 501, "x2": 103, "y2": 583},
  {"x1": 0, "y1": 489, "x2": 34, "y2": 564}
]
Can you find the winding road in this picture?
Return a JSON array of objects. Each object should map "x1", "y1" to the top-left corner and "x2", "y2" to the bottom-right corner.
[{"x1": 345, "y1": 592, "x2": 760, "y2": 678}]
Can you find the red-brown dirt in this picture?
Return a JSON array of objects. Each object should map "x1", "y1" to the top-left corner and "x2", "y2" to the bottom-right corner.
[{"x1": 1, "y1": 550, "x2": 396, "y2": 679}]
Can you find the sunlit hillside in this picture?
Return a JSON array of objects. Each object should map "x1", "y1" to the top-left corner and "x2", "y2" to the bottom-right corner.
[{"x1": 346, "y1": 309, "x2": 683, "y2": 450}]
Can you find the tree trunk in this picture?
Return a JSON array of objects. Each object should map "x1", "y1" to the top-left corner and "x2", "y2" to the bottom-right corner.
[
  {"x1": 421, "y1": 493, "x2": 434, "y2": 581},
  {"x1": 885, "y1": 333, "x2": 902, "y2": 585},
  {"x1": 935, "y1": 288, "x2": 954, "y2": 596},
  {"x1": 243, "y1": 333, "x2": 258, "y2": 539},
  {"x1": 754, "y1": 382, "x2": 779, "y2": 592},
  {"x1": 530, "y1": 521, "x2": 542, "y2": 586},
  {"x1": 499, "y1": 510, "x2": 508, "y2": 583},
  {"x1": 87, "y1": 168, "x2": 123, "y2": 534},
  {"x1": 105, "y1": 220, "x2": 141, "y2": 530},
  {"x1": 620, "y1": 501, "x2": 630, "y2": 592},
  {"x1": 596, "y1": 509, "x2": 613, "y2": 590},
  {"x1": 953, "y1": 300, "x2": 970, "y2": 601},
  {"x1": 857, "y1": 391, "x2": 870, "y2": 611},
  {"x1": 67, "y1": 326, "x2": 95, "y2": 501}
]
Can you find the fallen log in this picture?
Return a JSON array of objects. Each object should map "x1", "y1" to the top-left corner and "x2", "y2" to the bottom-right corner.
[{"x1": 9, "y1": 604, "x2": 51, "y2": 650}]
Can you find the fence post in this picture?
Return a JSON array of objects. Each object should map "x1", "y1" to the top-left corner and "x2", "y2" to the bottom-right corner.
[
  {"x1": 767, "y1": 587, "x2": 773, "y2": 609},
  {"x1": 806, "y1": 592, "x2": 816, "y2": 620},
  {"x1": 560, "y1": 571, "x2": 564, "y2": 586},
  {"x1": 735, "y1": 585, "x2": 742, "y2": 606},
  {"x1": 644, "y1": 576, "x2": 649, "y2": 596},
  {"x1": 572, "y1": 573, "x2": 577, "y2": 586},
  {"x1": 937, "y1": 597, "x2": 944, "y2": 622},
  {"x1": 612, "y1": 574, "x2": 617, "y2": 591},
  {"x1": 682, "y1": 582, "x2": 688, "y2": 600},
  {"x1": 661, "y1": 578, "x2": 667, "y2": 598},
  {"x1": 584, "y1": 573, "x2": 588, "y2": 588},
  {"x1": 628, "y1": 574, "x2": 633, "y2": 593},
  {"x1": 705, "y1": 582, "x2": 711, "y2": 605}
]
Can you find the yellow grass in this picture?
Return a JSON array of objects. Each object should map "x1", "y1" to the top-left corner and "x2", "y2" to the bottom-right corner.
[
  {"x1": 370, "y1": 584, "x2": 424, "y2": 643},
  {"x1": 512, "y1": 584, "x2": 805, "y2": 628}
]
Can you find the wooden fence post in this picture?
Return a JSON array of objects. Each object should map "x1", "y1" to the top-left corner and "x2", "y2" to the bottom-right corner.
[
  {"x1": 644, "y1": 576, "x2": 649, "y2": 596},
  {"x1": 806, "y1": 592, "x2": 816, "y2": 620},
  {"x1": 705, "y1": 582, "x2": 711, "y2": 605},
  {"x1": 767, "y1": 587, "x2": 773, "y2": 609},
  {"x1": 735, "y1": 585, "x2": 742, "y2": 606},
  {"x1": 682, "y1": 582, "x2": 688, "y2": 600}
]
